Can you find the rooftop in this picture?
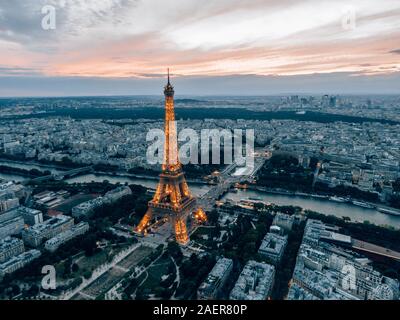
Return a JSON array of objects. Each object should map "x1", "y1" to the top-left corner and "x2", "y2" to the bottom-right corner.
[
  {"x1": 0, "y1": 237, "x2": 23, "y2": 250},
  {"x1": 230, "y1": 260, "x2": 275, "y2": 300},
  {"x1": 23, "y1": 215, "x2": 73, "y2": 235}
]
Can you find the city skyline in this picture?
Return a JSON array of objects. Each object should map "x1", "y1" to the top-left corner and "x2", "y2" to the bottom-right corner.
[
  {"x1": 1, "y1": 0, "x2": 400, "y2": 306},
  {"x1": 1, "y1": 0, "x2": 400, "y2": 96}
]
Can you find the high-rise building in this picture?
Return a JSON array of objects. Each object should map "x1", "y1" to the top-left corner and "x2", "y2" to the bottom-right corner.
[
  {"x1": 135, "y1": 70, "x2": 207, "y2": 245},
  {"x1": 329, "y1": 96, "x2": 337, "y2": 108},
  {"x1": 322, "y1": 94, "x2": 330, "y2": 108}
]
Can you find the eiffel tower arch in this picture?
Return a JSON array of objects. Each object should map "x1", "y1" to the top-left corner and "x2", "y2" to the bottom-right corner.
[{"x1": 135, "y1": 69, "x2": 207, "y2": 245}]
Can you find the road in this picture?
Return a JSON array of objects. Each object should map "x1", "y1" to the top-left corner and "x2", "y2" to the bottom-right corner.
[{"x1": 198, "y1": 150, "x2": 268, "y2": 212}]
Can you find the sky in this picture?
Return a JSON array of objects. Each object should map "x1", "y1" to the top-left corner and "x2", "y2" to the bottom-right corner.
[{"x1": 0, "y1": 0, "x2": 400, "y2": 96}]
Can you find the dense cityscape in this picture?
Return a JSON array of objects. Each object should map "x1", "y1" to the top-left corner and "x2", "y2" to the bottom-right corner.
[
  {"x1": 0, "y1": 92, "x2": 399, "y2": 301},
  {"x1": 1, "y1": 1, "x2": 400, "y2": 314}
]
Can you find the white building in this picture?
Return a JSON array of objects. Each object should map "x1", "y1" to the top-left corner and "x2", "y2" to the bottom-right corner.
[
  {"x1": 0, "y1": 217, "x2": 25, "y2": 240},
  {"x1": 102, "y1": 186, "x2": 132, "y2": 204},
  {"x1": 0, "y1": 249, "x2": 41, "y2": 276},
  {"x1": 0, "y1": 198, "x2": 19, "y2": 213},
  {"x1": 22, "y1": 215, "x2": 74, "y2": 247},
  {"x1": 197, "y1": 258, "x2": 233, "y2": 299},
  {"x1": 272, "y1": 213, "x2": 295, "y2": 232},
  {"x1": 0, "y1": 237, "x2": 24, "y2": 264},
  {"x1": 45, "y1": 221, "x2": 89, "y2": 252},
  {"x1": 229, "y1": 260, "x2": 275, "y2": 300},
  {"x1": 71, "y1": 197, "x2": 103, "y2": 218},
  {"x1": 258, "y1": 233, "x2": 288, "y2": 265},
  {"x1": 18, "y1": 206, "x2": 43, "y2": 226}
]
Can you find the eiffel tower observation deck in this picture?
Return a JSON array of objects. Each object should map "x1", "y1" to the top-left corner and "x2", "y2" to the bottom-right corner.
[{"x1": 135, "y1": 69, "x2": 207, "y2": 245}]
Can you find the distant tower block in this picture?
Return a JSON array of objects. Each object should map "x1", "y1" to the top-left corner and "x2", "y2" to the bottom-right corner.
[{"x1": 135, "y1": 69, "x2": 207, "y2": 245}]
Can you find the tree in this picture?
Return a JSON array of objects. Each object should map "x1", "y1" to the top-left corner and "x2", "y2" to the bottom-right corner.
[
  {"x1": 62, "y1": 258, "x2": 72, "y2": 277},
  {"x1": 161, "y1": 273, "x2": 175, "y2": 288},
  {"x1": 392, "y1": 178, "x2": 400, "y2": 192},
  {"x1": 11, "y1": 284, "x2": 20, "y2": 296},
  {"x1": 160, "y1": 288, "x2": 173, "y2": 299},
  {"x1": 135, "y1": 202, "x2": 148, "y2": 217},
  {"x1": 207, "y1": 209, "x2": 220, "y2": 225},
  {"x1": 81, "y1": 234, "x2": 97, "y2": 256},
  {"x1": 71, "y1": 263, "x2": 80, "y2": 273},
  {"x1": 83, "y1": 270, "x2": 92, "y2": 279},
  {"x1": 27, "y1": 284, "x2": 39, "y2": 297},
  {"x1": 167, "y1": 242, "x2": 183, "y2": 264}
]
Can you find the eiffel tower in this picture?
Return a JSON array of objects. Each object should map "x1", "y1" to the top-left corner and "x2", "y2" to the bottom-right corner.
[{"x1": 135, "y1": 69, "x2": 207, "y2": 245}]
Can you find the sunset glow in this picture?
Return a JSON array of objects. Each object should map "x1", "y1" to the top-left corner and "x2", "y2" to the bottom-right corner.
[{"x1": 0, "y1": 0, "x2": 399, "y2": 78}]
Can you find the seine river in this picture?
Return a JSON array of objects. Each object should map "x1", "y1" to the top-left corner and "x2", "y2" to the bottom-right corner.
[
  {"x1": 223, "y1": 189, "x2": 400, "y2": 228},
  {"x1": 64, "y1": 173, "x2": 211, "y2": 197},
  {"x1": 67, "y1": 174, "x2": 400, "y2": 228},
  {"x1": 1, "y1": 164, "x2": 399, "y2": 229},
  {"x1": 0, "y1": 160, "x2": 66, "y2": 182},
  {"x1": 0, "y1": 160, "x2": 66, "y2": 174}
]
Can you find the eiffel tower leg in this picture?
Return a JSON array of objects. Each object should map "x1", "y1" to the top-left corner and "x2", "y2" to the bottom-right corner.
[
  {"x1": 194, "y1": 207, "x2": 207, "y2": 224},
  {"x1": 135, "y1": 208, "x2": 153, "y2": 234},
  {"x1": 174, "y1": 216, "x2": 189, "y2": 245}
]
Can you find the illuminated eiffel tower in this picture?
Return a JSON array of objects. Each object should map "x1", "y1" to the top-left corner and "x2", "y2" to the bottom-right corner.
[{"x1": 135, "y1": 69, "x2": 207, "y2": 245}]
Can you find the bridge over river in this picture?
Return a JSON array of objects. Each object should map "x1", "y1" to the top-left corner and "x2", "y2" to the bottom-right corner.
[{"x1": 22, "y1": 166, "x2": 94, "y2": 184}]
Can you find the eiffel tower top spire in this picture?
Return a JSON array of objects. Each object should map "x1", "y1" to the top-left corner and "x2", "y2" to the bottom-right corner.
[{"x1": 164, "y1": 68, "x2": 174, "y2": 97}]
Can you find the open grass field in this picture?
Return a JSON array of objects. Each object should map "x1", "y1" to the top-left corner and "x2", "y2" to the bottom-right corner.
[
  {"x1": 75, "y1": 244, "x2": 130, "y2": 275},
  {"x1": 117, "y1": 246, "x2": 153, "y2": 270},
  {"x1": 74, "y1": 245, "x2": 154, "y2": 299},
  {"x1": 139, "y1": 255, "x2": 173, "y2": 290}
]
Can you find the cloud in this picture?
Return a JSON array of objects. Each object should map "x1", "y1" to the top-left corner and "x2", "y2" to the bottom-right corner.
[
  {"x1": 0, "y1": 0, "x2": 399, "y2": 86},
  {"x1": 0, "y1": 1, "x2": 59, "y2": 48},
  {"x1": 0, "y1": 66, "x2": 40, "y2": 76}
]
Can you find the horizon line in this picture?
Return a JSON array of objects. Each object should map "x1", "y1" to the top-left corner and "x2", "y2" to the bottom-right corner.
[{"x1": 1, "y1": 93, "x2": 400, "y2": 99}]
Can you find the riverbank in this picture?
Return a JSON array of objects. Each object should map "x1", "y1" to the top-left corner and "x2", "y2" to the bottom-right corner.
[
  {"x1": 64, "y1": 173, "x2": 211, "y2": 197},
  {"x1": 1, "y1": 158, "x2": 399, "y2": 228},
  {"x1": 248, "y1": 185, "x2": 400, "y2": 216},
  {"x1": 224, "y1": 189, "x2": 400, "y2": 229},
  {"x1": 95, "y1": 170, "x2": 210, "y2": 185},
  {"x1": 0, "y1": 164, "x2": 49, "y2": 178},
  {"x1": 0, "y1": 158, "x2": 211, "y2": 185}
]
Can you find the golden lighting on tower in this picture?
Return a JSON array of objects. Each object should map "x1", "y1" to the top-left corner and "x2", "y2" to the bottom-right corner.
[{"x1": 134, "y1": 69, "x2": 207, "y2": 245}]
